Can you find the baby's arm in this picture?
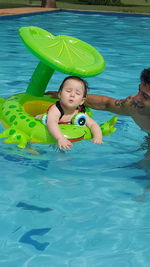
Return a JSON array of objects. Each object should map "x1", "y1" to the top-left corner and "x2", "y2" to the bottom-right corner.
[
  {"x1": 86, "y1": 114, "x2": 103, "y2": 144},
  {"x1": 47, "y1": 105, "x2": 73, "y2": 150}
]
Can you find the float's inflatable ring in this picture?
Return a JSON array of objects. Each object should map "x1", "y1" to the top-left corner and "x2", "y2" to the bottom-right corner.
[
  {"x1": 0, "y1": 26, "x2": 117, "y2": 148},
  {"x1": 0, "y1": 93, "x2": 117, "y2": 148}
]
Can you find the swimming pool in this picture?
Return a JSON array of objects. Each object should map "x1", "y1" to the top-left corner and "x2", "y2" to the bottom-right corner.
[{"x1": 0, "y1": 10, "x2": 150, "y2": 267}]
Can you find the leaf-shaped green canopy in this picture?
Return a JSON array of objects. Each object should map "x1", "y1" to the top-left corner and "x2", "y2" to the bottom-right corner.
[{"x1": 19, "y1": 26, "x2": 105, "y2": 77}]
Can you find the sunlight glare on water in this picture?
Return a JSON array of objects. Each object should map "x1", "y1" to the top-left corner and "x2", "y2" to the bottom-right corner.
[{"x1": 0, "y1": 10, "x2": 150, "y2": 267}]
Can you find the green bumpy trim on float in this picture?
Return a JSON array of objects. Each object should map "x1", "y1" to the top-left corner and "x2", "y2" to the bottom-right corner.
[{"x1": 0, "y1": 26, "x2": 117, "y2": 148}]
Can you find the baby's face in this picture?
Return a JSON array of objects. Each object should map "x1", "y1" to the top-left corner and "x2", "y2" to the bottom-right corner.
[{"x1": 59, "y1": 79, "x2": 86, "y2": 108}]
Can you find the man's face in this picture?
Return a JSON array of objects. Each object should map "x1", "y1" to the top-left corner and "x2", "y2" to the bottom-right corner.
[{"x1": 132, "y1": 82, "x2": 150, "y2": 115}]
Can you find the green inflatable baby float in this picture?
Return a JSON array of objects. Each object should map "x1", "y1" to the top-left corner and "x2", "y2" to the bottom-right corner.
[{"x1": 0, "y1": 26, "x2": 117, "y2": 148}]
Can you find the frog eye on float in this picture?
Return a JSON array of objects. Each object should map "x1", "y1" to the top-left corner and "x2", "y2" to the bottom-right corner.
[{"x1": 72, "y1": 113, "x2": 86, "y2": 126}]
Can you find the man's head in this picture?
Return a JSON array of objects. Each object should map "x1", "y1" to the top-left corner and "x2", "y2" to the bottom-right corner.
[
  {"x1": 140, "y1": 68, "x2": 150, "y2": 85},
  {"x1": 133, "y1": 68, "x2": 150, "y2": 115}
]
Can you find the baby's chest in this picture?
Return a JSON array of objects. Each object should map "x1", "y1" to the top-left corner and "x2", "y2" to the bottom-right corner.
[{"x1": 60, "y1": 111, "x2": 77, "y2": 123}]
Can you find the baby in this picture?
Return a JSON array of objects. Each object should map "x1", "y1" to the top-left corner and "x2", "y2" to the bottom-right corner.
[{"x1": 45, "y1": 76, "x2": 103, "y2": 150}]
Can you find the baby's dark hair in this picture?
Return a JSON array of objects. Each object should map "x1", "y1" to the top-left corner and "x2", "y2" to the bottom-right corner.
[
  {"x1": 58, "y1": 76, "x2": 88, "y2": 97},
  {"x1": 140, "y1": 68, "x2": 150, "y2": 85}
]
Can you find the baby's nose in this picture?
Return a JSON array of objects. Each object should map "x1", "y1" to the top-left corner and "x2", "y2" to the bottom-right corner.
[{"x1": 70, "y1": 91, "x2": 75, "y2": 96}]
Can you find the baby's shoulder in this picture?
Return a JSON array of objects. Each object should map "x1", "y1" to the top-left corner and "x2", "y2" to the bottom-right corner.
[{"x1": 48, "y1": 103, "x2": 60, "y2": 114}]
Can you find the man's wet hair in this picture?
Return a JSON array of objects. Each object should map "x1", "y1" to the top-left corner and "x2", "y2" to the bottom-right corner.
[
  {"x1": 58, "y1": 76, "x2": 88, "y2": 97},
  {"x1": 140, "y1": 68, "x2": 150, "y2": 85}
]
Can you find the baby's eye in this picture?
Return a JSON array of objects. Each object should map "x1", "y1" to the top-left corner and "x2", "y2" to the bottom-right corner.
[{"x1": 76, "y1": 91, "x2": 82, "y2": 95}]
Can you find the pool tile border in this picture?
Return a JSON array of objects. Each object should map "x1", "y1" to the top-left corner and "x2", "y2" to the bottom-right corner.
[{"x1": 0, "y1": 7, "x2": 150, "y2": 19}]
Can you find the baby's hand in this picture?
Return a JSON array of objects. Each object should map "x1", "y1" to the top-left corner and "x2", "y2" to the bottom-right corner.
[
  {"x1": 91, "y1": 137, "x2": 103, "y2": 145},
  {"x1": 58, "y1": 137, "x2": 73, "y2": 150}
]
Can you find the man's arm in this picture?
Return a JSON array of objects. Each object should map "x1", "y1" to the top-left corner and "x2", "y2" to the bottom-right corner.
[
  {"x1": 45, "y1": 91, "x2": 58, "y2": 98},
  {"x1": 45, "y1": 91, "x2": 133, "y2": 116},
  {"x1": 85, "y1": 94, "x2": 134, "y2": 116}
]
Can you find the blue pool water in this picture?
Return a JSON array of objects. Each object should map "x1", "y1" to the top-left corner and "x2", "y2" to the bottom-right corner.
[{"x1": 0, "y1": 10, "x2": 150, "y2": 267}]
